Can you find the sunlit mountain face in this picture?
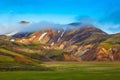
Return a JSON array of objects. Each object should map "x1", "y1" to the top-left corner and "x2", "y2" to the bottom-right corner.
[{"x1": 0, "y1": 24, "x2": 119, "y2": 62}]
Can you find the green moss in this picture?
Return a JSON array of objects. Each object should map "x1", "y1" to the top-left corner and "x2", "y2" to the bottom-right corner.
[
  {"x1": 105, "y1": 38, "x2": 120, "y2": 44},
  {"x1": 0, "y1": 48, "x2": 23, "y2": 57},
  {"x1": 46, "y1": 50, "x2": 67, "y2": 60},
  {"x1": 102, "y1": 43, "x2": 112, "y2": 50},
  {"x1": 0, "y1": 55, "x2": 14, "y2": 62}
]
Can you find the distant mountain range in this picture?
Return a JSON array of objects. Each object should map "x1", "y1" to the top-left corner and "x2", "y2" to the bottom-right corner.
[{"x1": 0, "y1": 23, "x2": 120, "y2": 64}]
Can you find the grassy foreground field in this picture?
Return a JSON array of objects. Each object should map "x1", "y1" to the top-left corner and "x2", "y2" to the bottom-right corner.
[{"x1": 0, "y1": 62, "x2": 120, "y2": 80}]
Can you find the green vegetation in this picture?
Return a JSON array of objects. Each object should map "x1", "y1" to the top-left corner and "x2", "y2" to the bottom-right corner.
[
  {"x1": 0, "y1": 62, "x2": 120, "y2": 80},
  {"x1": 45, "y1": 50, "x2": 69, "y2": 61},
  {"x1": 0, "y1": 48, "x2": 51, "y2": 71},
  {"x1": 0, "y1": 55, "x2": 14, "y2": 62},
  {"x1": 0, "y1": 48, "x2": 23, "y2": 56},
  {"x1": 102, "y1": 43, "x2": 112, "y2": 50},
  {"x1": 105, "y1": 38, "x2": 120, "y2": 44},
  {"x1": 0, "y1": 62, "x2": 50, "y2": 71}
]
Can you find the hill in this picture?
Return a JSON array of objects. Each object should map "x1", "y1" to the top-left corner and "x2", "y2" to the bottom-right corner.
[{"x1": 0, "y1": 26, "x2": 120, "y2": 62}]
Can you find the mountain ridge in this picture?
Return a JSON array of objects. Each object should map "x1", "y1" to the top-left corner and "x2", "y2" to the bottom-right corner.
[{"x1": 0, "y1": 25, "x2": 120, "y2": 62}]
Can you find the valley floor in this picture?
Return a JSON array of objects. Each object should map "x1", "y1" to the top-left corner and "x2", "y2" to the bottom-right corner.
[{"x1": 0, "y1": 62, "x2": 120, "y2": 80}]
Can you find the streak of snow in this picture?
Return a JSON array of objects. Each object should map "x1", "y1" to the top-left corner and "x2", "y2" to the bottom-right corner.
[
  {"x1": 10, "y1": 39, "x2": 15, "y2": 42},
  {"x1": 57, "y1": 37, "x2": 61, "y2": 42},
  {"x1": 51, "y1": 42, "x2": 54, "y2": 46},
  {"x1": 38, "y1": 32, "x2": 47, "y2": 41}
]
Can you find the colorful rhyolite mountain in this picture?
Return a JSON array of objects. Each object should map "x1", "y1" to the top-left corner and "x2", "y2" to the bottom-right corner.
[{"x1": 1, "y1": 25, "x2": 120, "y2": 62}]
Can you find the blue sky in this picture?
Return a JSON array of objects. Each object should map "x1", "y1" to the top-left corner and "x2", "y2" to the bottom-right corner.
[{"x1": 0, "y1": 0, "x2": 120, "y2": 34}]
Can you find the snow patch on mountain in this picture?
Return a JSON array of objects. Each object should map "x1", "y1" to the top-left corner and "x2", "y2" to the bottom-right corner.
[{"x1": 38, "y1": 32, "x2": 47, "y2": 41}]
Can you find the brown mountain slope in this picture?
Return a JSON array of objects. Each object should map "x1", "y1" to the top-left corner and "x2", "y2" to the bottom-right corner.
[{"x1": 2, "y1": 27, "x2": 120, "y2": 61}]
